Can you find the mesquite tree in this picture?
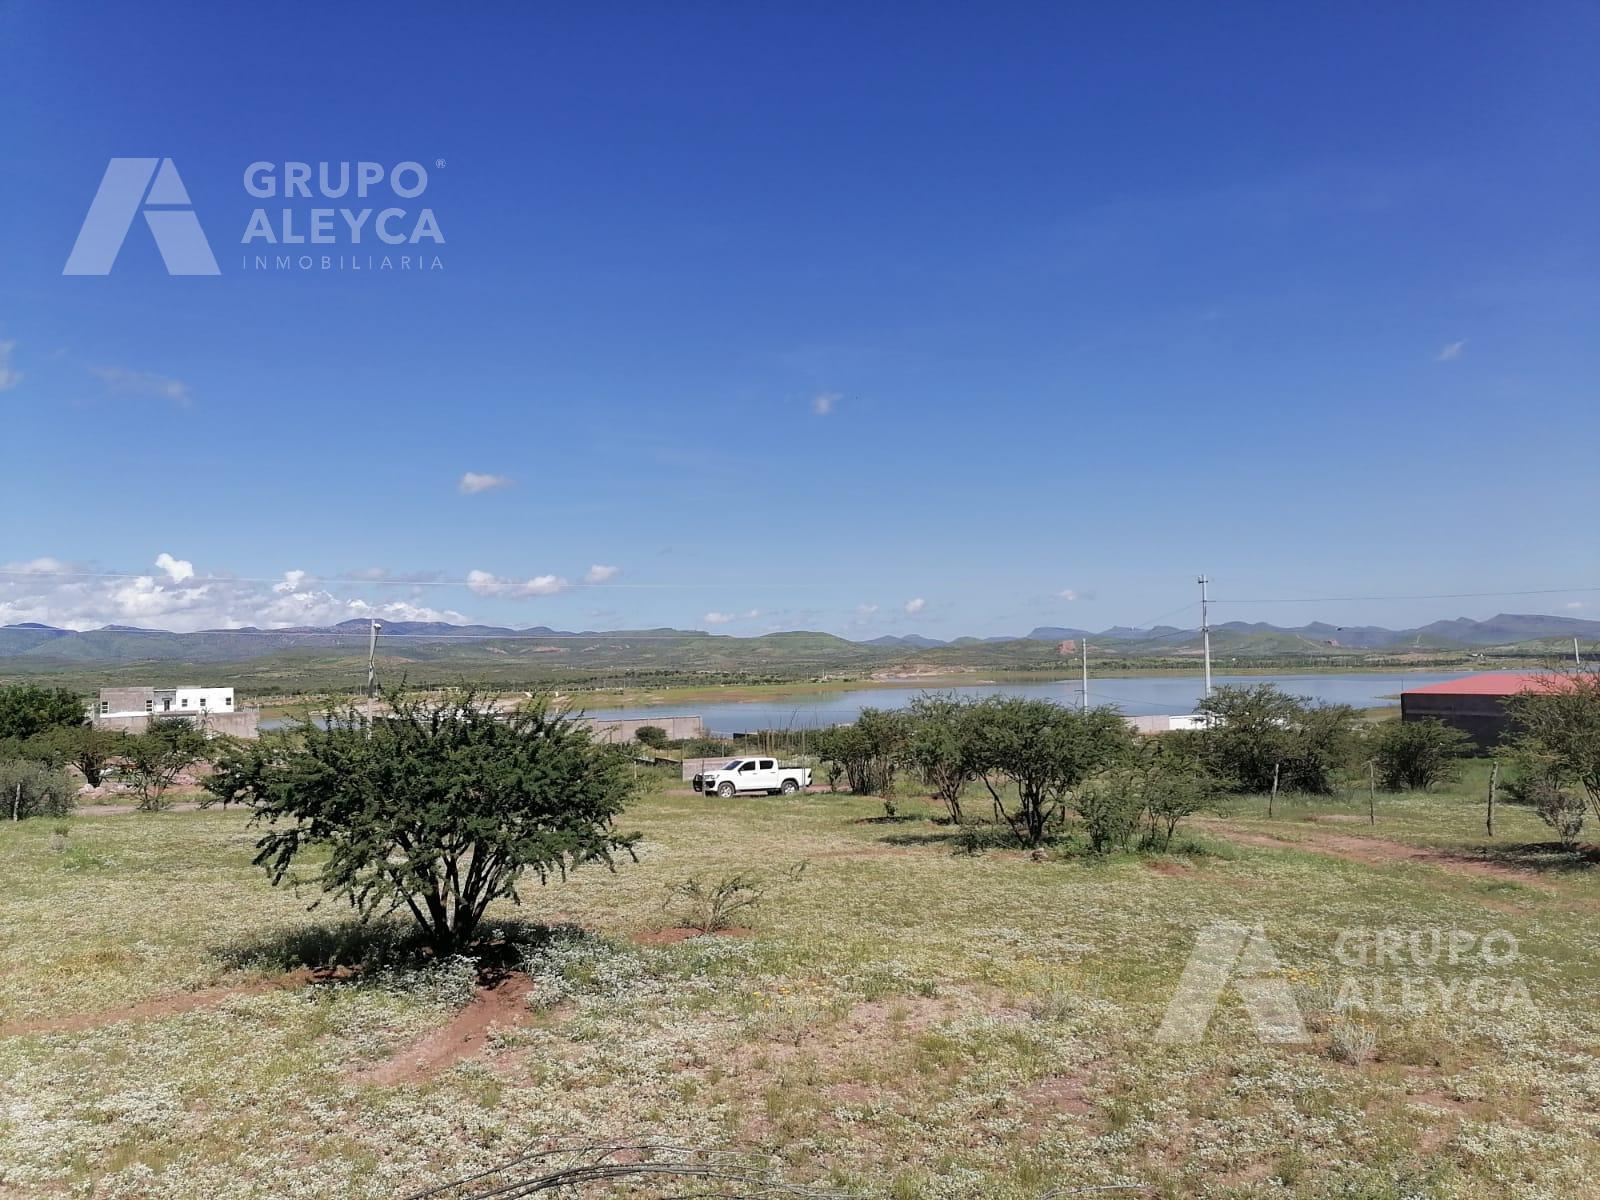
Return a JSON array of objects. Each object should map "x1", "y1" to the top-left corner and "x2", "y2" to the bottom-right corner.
[
  {"x1": 906, "y1": 692, "x2": 976, "y2": 823},
  {"x1": 206, "y1": 688, "x2": 639, "y2": 954},
  {"x1": 967, "y1": 697, "x2": 1133, "y2": 847},
  {"x1": 1502, "y1": 668, "x2": 1600, "y2": 849},
  {"x1": 126, "y1": 718, "x2": 207, "y2": 811},
  {"x1": 814, "y1": 707, "x2": 904, "y2": 796},
  {"x1": 1370, "y1": 718, "x2": 1472, "y2": 791}
]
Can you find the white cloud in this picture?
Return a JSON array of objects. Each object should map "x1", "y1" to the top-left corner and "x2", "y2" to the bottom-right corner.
[
  {"x1": 855, "y1": 603, "x2": 880, "y2": 617},
  {"x1": 0, "y1": 341, "x2": 21, "y2": 392},
  {"x1": 89, "y1": 365, "x2": 192, "y2": 405},
  {"x1": 584, "y1": 564, "x2": 620, "y2": 584},
  {"x1": 0, "y1": 556, "x2": 469, "y2": 632},
  {"x1": 1057, "y1": 588, "x2": 1080, "y2": 601},
  {"x1": 1565, "y1": 601, "x2": 1586, "y2": 611},
  {"x1": 812, "y1": 391, "x2": 840, "y2": 416},
  {"x1": 1435, "y1": 340, "x2": 1467, "y2": 362},
  {"x1": 466, "y1": 569, "x2": 569, "y2": 597},
  {"x1": 703, "y1": 609, "x2": 760, "y2": 626},
  {"x1": 903, "y1": 597, "x2": 926, "y2": 615},
  {"x1": 3, "y1": 557, "x2": 66, "y2": 575},
  {"x1": 458, "y1": 472, "x2": 514, "y2": 495},
  {"x1": 154, "y1": 553, "x2": 194, "y2": 583},
  {"x1": 107, "y1": 574, "x2": 212, "y2": 621}
]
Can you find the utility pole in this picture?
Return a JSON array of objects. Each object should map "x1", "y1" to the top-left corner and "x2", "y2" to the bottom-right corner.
[
  {"x1": 1081, "y1": 639, "x2": 1090, "y2": 711},
  {"x1": 366, "y1": 619, "x2": 383, "y2": 704},
  {"x1": 1575, "y1": 637, "x2": 1582, "y2": 667},
  {"x1": 1198, "y1": 575, "x2": 1213, "y2": 698}
]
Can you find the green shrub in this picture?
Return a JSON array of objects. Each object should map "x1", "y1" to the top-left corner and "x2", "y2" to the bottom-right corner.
[
  {"x1": 1371, "y1": 719, "x2": 1472, "y2": 791},
  {"x1": 1196, "y1": 684, "x2": 1358, "y2": 795},
  {"x1": 0, "y1": 759, "x2": 77, "y2": 820},
  {"x1": 633, "y1": 725, "x2": 669, "y2": 749},
  {"x1": 1076, "y1": 782, "x2": 1144, "y2": 854}
]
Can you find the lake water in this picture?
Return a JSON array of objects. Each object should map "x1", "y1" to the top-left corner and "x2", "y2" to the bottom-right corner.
[{"x1": 582, "y1": 671, "x2": 1474, "y2": 735}]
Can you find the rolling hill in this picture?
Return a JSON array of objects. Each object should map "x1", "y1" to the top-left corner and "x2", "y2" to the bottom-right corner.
[{"x1": 0, "y1": 612, "x2": 1593, "y2": 694}]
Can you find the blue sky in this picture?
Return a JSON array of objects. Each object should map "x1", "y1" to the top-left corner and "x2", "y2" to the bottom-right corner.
[{"x1": 2, "y1": 2, "x2": 1597, "y2": 637}]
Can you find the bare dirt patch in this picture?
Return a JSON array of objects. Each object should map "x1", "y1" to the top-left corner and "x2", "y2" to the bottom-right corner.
[
  {"x1": 1019, "y1": 1073, "x2": 1095, "y2": 1117},
  {"x1": 1200, "y1": 820, "x2": 1546, "y2": 885},
  {"x1": 351, "y1": 971, "x2": 537, "y2": 1086},
  {"x1": 0, "y1": 967, "x2": 348, "y2": 1038},
  {"x1": 1142, "y1": 859, "x2": 1194, "y2": 877}
]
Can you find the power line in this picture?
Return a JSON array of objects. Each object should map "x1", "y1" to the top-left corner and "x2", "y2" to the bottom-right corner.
[{"x1": 1212, "y1": 585, "x2": 1600, "y2": 605}]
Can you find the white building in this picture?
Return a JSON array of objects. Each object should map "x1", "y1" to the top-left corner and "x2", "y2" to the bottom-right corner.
[
  {"x1": 89, "y1": 686, "x2": 258, "y2": 737},
  {"x1": 1125, "y1": 713, "x2": 1211, "y2": 735}
]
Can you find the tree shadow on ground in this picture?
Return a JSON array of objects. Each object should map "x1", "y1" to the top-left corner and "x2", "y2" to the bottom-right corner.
[
  {"x1": 1466, "y1": 841, "x2": 1600, "y2": 876},
  {"x1": 878, "y1": 828, "x2": 965, "y2": 846},
  {"x1": 213, "y1": 916, "x2": 579, "y2": 976}
]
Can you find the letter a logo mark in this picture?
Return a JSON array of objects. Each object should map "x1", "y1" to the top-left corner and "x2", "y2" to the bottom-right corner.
[
  {"x1": 64, "y1": 158, "x2": 220, "y2": 275},
  {"x1": 1155, "y1": 923, "x2": 1308, "y2": 1044}
]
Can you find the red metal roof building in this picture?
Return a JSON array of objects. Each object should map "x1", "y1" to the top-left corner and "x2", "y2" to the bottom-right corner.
[{"x1": 1400, "y1": 671, "x2": 1566, "y2": 747}]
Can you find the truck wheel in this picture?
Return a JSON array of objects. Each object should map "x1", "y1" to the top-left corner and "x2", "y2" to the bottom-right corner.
[
  {"x1": 717, "y1": 781, "x2": 736, "y2": 798},
  {"x1": 780, "y1": 779, "x2": 799, "y2": 795}
]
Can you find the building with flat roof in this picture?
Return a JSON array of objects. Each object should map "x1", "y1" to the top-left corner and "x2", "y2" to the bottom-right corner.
[
  {"x1": 89, "y1": 686, "x2": 259, "y2": 738},
  {"x1": 1399, "y1": 672, "x2": 1564, "y2": 749}
]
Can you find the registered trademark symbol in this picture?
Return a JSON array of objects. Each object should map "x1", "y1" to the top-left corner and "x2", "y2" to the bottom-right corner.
[{"x1": 435, "y1": 158, "x2": 446, "y2": 169}]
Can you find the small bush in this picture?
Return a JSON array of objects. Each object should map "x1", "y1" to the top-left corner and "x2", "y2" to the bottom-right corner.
[
  {"x1": 953, "y1": 821, "x2": 1013, "y2": 856},
  {"x1": 1371, "y1": 719, "x2": 1472, "y2": 791},
  {"x1": 633, "y1": 725, "x2": 669, "y2": 750},
  {"x1": 0, "y1": 759, "x2": 76, "y2": 820},
  {"x1": 664, "y1": 873, "x2": 765, "y2": 932},
  {"x1": 1076, "y1": 784, "x2": 1144, "y2": 854},
  {"x1": 1328, "y1": 1019, "x2": 1378, "y2": 1065},
  {"x1": 1525, "y1": 777, "x2": 1586, "y2": 848}
]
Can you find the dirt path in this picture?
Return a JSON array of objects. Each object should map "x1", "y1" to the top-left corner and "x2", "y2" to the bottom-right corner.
[
  {"x1": 1198, "y1": 819, "x2": 1546, "y2": 885},
  {"x1": 350, "y1": 972, "x2": 537, "y2": 1085},
  {"x1": 0, "y1": 968, "x2": 344, "y2": 1038}
]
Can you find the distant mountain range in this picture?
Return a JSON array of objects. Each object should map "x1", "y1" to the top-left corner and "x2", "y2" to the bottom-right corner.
[{"x1": 2, "y1": 611, "x2": 1597, "y2": 669}]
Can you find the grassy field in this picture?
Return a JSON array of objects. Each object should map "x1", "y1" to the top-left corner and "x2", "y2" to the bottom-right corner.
[{"x1": 2, "y1": 773, "x2": 1598, "y2": 1199}]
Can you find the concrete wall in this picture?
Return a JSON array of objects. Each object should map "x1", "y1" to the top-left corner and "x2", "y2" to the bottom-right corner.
[
  {"x1": 575, "y1": 715, "x2": 705, "y2": 745},
  {"x1": 90, "y1": 710, "x2": 260, "y2": 739},
  {"x1": 96, "y1": 687, "x2": 154, "y2": 718},
  {"x1": 1124, "y1": 713, "x2": 1209, "y2": 735}
]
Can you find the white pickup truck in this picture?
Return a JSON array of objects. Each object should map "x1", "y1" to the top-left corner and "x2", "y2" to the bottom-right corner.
[{"x1": 694, "y1": 757, "x2": 812, "y2": 797}]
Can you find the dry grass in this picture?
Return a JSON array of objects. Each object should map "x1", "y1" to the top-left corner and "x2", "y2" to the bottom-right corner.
[{"x1": 1, "y1": 786, "x2": 1598, "y2": 1198}]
